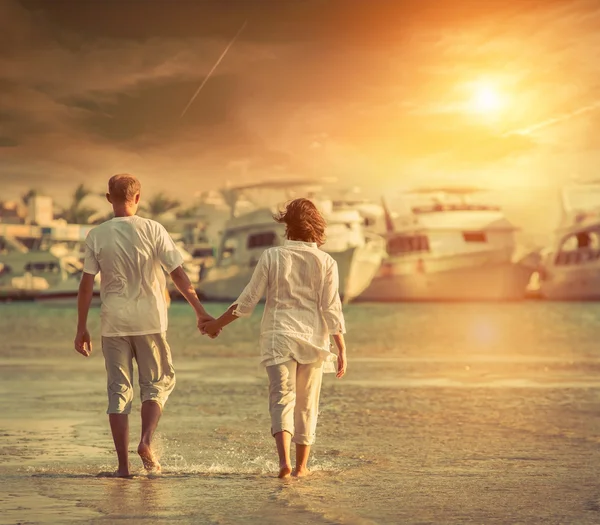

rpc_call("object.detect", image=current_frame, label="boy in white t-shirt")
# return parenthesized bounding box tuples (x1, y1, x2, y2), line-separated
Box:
(74, 173, 213, 477)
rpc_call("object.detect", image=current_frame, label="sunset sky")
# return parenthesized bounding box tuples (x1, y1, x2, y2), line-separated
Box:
(1, 0, 600, 215)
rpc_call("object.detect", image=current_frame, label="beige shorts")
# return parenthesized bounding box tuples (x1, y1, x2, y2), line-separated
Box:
(101, 333, 176, 415)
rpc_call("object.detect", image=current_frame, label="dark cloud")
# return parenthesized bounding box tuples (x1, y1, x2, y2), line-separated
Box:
(0, 137, 18, 148)
(18, 0, 594, 44)
(74, 75, 241, 143)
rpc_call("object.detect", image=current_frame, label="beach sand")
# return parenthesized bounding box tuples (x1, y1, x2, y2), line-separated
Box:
(2, 302, 600, 524)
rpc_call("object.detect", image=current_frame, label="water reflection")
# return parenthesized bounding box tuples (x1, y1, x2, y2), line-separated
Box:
(101, 476, 174, 518)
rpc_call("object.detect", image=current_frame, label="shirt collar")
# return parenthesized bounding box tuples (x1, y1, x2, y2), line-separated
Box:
(284, 239, 318, 248)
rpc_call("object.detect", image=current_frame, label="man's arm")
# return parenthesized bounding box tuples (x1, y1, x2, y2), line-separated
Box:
(169, 266, 213, 331)
(155, 222, 212, 333)
(74, 273, 95, 357)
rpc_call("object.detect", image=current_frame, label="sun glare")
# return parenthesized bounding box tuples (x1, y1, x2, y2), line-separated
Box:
(471, 83, 503, 114)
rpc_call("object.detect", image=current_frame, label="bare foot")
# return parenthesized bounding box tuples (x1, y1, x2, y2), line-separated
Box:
(96, 468, 132, 478)
(278, 464, 292, 478)
(292, 467, 310, 478)
(138, 442, 161, 473)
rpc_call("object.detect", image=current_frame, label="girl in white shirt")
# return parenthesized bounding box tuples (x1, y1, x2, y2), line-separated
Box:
(203, 198, 347, 478)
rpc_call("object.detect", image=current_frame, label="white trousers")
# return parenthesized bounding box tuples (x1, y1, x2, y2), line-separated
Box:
(266, 359, 324, 445)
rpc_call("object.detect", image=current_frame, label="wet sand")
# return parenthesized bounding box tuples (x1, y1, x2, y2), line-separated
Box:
(2, 302, 600, 524)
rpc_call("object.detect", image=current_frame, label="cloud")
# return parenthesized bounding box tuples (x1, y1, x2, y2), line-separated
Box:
(1, 0, 600, 205)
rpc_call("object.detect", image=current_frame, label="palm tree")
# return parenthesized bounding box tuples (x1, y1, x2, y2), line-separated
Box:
(141, 193, 181, 219)
(89, 211, 115, 225)
(21, 188, 40, 207)
(176, 207, 196, 219)
(219, 188, 240, 218)
(61, 183, 97, 224)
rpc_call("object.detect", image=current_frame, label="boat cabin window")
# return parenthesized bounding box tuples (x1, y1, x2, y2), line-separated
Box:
(24, 262, 60, 273)
(387, 234, 430, 255)
(0, 263, 11, 277)
(555, 231, 600, 266)
(413, 203, 501, 214)
(463, 231, 487, 243)
(192, 247, 215, 258)
(247, 232, 277, 250)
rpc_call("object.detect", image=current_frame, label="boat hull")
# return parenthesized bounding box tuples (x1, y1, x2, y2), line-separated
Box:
(198, 244, 384, 303)
(332, 244, 386, 302)
(358, 250, 534, 301)
(36, 290, 101, 307)
(536, 265, 600, 300)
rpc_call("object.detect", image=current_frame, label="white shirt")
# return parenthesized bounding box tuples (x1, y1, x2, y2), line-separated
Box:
(83, 215, 184, 337)
(232, 240, 346, 372)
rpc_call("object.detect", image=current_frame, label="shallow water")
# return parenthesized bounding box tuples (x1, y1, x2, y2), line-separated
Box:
(2, 301, 600, 524)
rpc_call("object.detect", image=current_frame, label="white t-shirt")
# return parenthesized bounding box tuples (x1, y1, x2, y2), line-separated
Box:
(83, 215, 184, 337)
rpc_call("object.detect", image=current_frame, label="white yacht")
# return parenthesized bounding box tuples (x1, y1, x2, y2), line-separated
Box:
(0, 228, 100, 304)
(0, 249, 99, 303)
(198, 181, 386, 303)
(528, 184, 600, 300)
(0, 251, 55, 299)
(35, 257, 101, 305)
(357, 187, 536, 301)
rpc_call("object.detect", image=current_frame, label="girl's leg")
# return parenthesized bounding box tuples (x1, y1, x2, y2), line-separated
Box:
(292, 361, 324, 477)
(294, 443, 311, 477)
(266, 360, 297, 478)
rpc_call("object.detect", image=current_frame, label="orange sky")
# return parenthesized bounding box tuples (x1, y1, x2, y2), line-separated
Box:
(1, 0, 600, 224)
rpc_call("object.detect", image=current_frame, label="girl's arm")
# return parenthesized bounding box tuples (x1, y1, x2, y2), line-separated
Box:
(320, 259, 346, 335)
(333, 334, 347, 378)
(204, 305, 238, 336)
(321, 259, 348, 378)
(203, 251, 270, 337)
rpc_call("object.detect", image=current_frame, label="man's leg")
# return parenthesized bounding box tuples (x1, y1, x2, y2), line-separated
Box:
(102, 336, 135, 477)
(132, 333, 176, 472)
(266, 360, 297, 478)
(138, 400, 162, 470)
(109, 414, 130, 476)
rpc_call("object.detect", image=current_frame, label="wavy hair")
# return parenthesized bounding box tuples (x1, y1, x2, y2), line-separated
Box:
(274, 198, 327, 246)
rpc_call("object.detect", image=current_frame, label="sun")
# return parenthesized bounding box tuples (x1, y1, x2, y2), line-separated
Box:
(471, 83, 503, 114)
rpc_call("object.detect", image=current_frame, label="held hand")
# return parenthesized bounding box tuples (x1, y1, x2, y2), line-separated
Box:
(336, 349, 347, 378)
(196, 311, 214, 334)
(74, 328, 92, 357)
(203, 320, 222, 339)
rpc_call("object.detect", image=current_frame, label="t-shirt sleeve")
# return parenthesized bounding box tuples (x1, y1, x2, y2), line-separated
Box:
(156, 223, 185, 273)
(82, 234, 100, 275)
